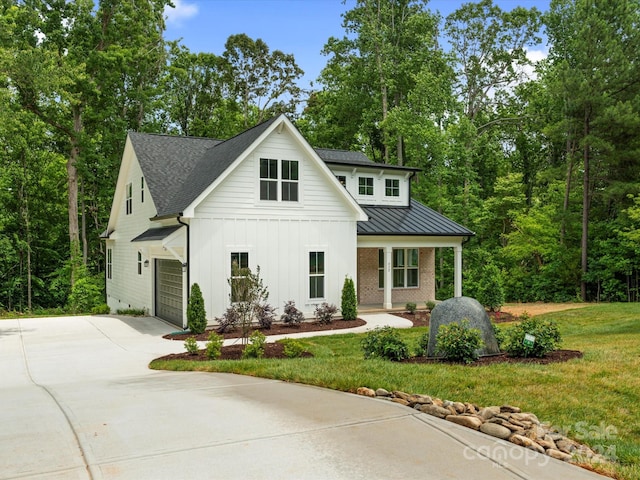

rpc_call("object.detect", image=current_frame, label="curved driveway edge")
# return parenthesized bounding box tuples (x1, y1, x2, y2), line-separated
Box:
(0, 315, 606, 480)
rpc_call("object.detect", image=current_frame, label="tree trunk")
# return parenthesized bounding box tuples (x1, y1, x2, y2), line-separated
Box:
(69, 106, 82, 286)
(560, 137, 575, 244)
(581, 110, 590, 301)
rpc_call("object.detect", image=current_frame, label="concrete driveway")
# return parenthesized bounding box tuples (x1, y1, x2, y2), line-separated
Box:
(0, 315, 606, 480)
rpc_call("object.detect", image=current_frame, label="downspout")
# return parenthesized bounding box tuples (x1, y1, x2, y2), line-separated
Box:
(177, 215, 190, 328)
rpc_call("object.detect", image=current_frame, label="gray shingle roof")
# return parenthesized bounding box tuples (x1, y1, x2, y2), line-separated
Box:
(131, 225, 183, 242)
(358, 199, 475, 236)
(315, 148, 420, 172)
(130, 117, 277, 218)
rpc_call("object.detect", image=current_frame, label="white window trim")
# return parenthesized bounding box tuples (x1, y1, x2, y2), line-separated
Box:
(307, 248, 327, 302)
(125, 182, 133, 215)
(257, 157, 301, 204)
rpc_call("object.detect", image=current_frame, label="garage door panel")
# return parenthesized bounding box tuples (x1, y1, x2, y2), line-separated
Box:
(156, 259, 183, 327)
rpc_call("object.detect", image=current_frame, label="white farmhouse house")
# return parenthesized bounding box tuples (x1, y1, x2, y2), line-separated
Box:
(103, 115, 474, 327)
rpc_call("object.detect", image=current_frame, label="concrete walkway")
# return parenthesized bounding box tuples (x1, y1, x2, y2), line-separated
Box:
(0, 315, 607, 480)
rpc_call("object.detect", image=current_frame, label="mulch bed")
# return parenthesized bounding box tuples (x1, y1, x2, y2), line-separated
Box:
(158, 310, 582, 365)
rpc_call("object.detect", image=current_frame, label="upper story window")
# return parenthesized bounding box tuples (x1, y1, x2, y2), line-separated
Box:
(359, 177, 374, 196)
(336, 175, 346, 187)
(141, 177, 145, 203)
(260, 158, 299, 202)
(125, 182, 133, 215)
(385, 179, 399, 197)
(282, 160, 299, 201)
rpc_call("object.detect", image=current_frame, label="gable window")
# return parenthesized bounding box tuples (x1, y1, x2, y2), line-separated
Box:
(260, 158, 278, 200)
(385, 179, 399, 197)
(107, 248, 112, 280)
(336, 175, 346, 187)
(126, 182, 133, 215)
(141, 177, 145, 203)
(282, 160, 299, 201)
(137, 252, 143, 275)
(309, 251, 325, 299)
(378, 248, 419, 288)
(359, 177, 374, 196)
(230, 252, 249, 303)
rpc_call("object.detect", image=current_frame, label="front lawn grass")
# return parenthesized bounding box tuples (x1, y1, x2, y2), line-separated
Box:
(150, 303, 640, 480)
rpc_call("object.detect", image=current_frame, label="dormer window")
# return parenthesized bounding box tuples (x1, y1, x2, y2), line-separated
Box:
(359, 177, 374, 196)
(125, 182, 133, 214)
(385, 179, 399, 197)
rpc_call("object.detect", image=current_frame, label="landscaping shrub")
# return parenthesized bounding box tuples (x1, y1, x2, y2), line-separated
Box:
(406, 302, 417, 314)
(503, 317, 562, 358)
(184, 336, 199, 355)
(492, 323, 507, 351)
(216, 305, 240, 333)
(341, 276, 357, 321)
(280, 338, 305, 358)
(91, 304, 111, 315)
(205, 331, 224, 360)
(281, 300, 304, 325)
(435, 319, 484, 364)
(242, 330, 266, 359)
(116, 308, 147, 316)
(187, 283, 207, 334)
(476, 263, 505, 312)
(67, 273, 104, 313)
(425, 300, 436, 311)
(255, 303, 276, 329)
(315, 302, 337, 324)
(415, 331, 430, 357)
(361, 326, 410, 361)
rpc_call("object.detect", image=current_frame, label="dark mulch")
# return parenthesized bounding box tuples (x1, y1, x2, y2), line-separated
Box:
(163, 318, 367, 342)
(402, 350, 584, 366)
(394, 309, 518, 327)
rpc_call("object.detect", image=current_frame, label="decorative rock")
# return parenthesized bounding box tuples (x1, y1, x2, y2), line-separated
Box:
(375, 388, 392, 397)
(546, 449, 573, 462)
(452, 402, 467, 414)
(464, 403, 479, 414)
(393, 391, 412, 401)
(426, 296, 500, 357)
(446, 415, 484, 430)
(391, 398, 410, 406)
(419, 404, 451, 419)
(500, 405, 522, 413)
(556, 439, 578, 454)
(536, 438, 557, 450)
(512, 412, 540, 425)
(478, 406, 501, 420)
(510, 434, 545, 454)
(480, 422, 512, 440)
(412, 394, 433, 405)
(356, 387, 376, 397)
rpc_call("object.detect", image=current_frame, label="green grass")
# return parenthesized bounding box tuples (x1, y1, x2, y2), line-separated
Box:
(151, 303, 640, 480)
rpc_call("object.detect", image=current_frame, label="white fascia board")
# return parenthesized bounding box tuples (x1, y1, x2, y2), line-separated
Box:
(181, 115, 368, 222)
(357, 235, 466, 248)
(106, 135, 134, 232)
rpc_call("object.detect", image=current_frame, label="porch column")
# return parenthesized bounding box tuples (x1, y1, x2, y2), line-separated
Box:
(454, 245, 462, 297)
(384, 246, 393, 309)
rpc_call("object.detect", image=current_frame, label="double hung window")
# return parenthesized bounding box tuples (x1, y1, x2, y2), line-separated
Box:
(378, 248, 419, 288)
(359, 177, 374, 196)
(309, 251, 325, 299)
(260, 158, 299, 202)
(385, 179, 399, 197)
(230, 252, 250, 303)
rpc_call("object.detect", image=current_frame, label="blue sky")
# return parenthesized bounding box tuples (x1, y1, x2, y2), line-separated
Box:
(164, 0, 550, 89)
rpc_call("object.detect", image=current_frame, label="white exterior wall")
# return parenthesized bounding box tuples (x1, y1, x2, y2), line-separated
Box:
(191, 130, 359, 319)
(330, 166, 410, 206)
(106, 145, 164, 315)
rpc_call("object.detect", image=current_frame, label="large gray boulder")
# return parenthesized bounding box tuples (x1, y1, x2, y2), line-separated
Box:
(427, 296, 500, 357)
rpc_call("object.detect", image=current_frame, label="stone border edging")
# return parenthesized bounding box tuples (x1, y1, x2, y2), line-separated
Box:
(356, 387, 610, 469)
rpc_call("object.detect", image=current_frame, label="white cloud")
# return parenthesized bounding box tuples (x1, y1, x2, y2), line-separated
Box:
(520, 47, 548, 81)
(164, 0, 199, 26)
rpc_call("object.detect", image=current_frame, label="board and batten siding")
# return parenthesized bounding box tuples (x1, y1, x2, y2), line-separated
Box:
(106, 148, 165, 315)
(191, 131, 360, 319)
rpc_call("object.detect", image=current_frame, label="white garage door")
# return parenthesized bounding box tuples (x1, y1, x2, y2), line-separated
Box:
(155, 259, 183, 327)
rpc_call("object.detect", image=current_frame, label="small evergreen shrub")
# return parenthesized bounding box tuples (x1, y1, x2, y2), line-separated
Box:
(255, 303, 276, 329)
(116, 308, 147, 316)
(315, 302, 337, 324)
(281, 300, 304, 325)
(361, 326, 410, 361)
(406, 302, 417, 314)
(205, 331, 224, 359)
(184, 336, 199, 355)
(436, 319, 484, 364)
(415, 331, 430, 357)
(187, 283, 207, 334)
(216, 305, 240, 333)
(341, 276, 357, 321)
(242, 330, 266, 359)
(426, 300, 436, 311)
(503, 317, 562, 358)
(476, 263, 505, 312)
(91, 304, 111, 315)
(280, 338, 305, 358)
